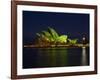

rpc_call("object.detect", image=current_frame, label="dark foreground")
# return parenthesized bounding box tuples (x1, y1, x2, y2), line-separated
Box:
(23, 47, 89, 69)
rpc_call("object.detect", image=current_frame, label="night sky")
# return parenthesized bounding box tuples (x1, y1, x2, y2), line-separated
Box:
(23, 11, 89, 44)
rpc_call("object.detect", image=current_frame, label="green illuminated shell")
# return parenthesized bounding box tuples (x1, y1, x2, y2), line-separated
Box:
(36, 27, 78, 45)
(68, 39, 78, 44)
(57, 35, 68, 43)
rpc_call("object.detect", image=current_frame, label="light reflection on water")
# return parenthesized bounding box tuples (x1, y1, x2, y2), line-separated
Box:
(81, 47, 87, 65)
(37, 48, 68, 67)
(23, 47, 89, 69)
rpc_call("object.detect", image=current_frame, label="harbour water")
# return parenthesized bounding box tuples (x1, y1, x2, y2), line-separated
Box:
(23, 47, 89, 69)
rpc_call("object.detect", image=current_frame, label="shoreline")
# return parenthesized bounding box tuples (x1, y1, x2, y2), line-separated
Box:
(24, 44, 89, 48)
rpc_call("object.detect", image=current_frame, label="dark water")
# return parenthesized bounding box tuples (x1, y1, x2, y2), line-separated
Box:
(23, 47, 89, 69)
